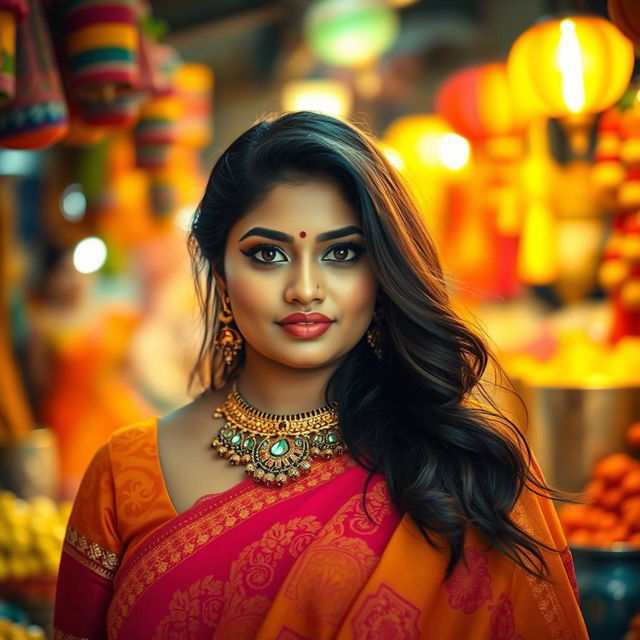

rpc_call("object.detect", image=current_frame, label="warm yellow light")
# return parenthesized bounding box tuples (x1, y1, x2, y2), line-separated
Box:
(384, 114, 470, 173)
(558, 20, 585, 113)
(281, 79, 352, 118)
(377, 142, 405, 171)
(416, 131, 441, 166)
(438, 133, 470, 170)
(507, 15, 634, 118)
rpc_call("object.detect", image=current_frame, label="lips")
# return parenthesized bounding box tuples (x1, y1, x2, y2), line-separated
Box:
(277, 312, 333, 324)
(277, 312, 334, 339)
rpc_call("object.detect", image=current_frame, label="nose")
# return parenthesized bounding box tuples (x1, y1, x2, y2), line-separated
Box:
(284, 254, 325, 306)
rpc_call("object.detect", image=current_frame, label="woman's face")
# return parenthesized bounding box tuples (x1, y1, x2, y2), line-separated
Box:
(222, 179, 378, 370)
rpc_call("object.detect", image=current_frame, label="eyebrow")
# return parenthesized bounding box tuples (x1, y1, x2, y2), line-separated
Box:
(238, 225, 363, 243)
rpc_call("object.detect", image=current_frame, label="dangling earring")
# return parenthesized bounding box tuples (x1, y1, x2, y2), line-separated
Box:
(366, 308, 384, 361)
(215, 293, 243, 366)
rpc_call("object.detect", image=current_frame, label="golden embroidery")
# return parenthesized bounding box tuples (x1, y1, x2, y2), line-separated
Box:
(63, 525, 120, 580)
(108, 454, 355, 637)
(53, 629, 90, 640)
(512, 502, 571, 639)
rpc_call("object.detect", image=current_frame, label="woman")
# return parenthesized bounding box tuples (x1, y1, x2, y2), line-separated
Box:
(53, 111, 588, 639)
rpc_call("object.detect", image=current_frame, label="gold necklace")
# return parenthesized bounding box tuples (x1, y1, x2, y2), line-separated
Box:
(211, 382, 345, 487)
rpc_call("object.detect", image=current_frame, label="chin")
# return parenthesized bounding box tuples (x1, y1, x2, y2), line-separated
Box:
(266, 346, 350, 370)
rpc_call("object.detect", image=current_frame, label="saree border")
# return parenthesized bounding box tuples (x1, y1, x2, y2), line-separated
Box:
(108, 454, 357, 637)
(512, 502, 573, 639)
(63, 524, 120, 580)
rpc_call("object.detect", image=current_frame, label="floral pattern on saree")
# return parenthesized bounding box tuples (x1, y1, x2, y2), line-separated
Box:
(282, 478, 393, 627)
(153, 516, 323, 639)
(350, 582, 421, 639)
(147, 479, 396, 639)
(489, 593, 524, 640)
(107, 454, 361, 638)
(445, 546, 493, 614)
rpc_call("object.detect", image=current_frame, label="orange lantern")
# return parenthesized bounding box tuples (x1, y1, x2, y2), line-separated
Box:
(508, 15, 634, 156)
(435, 62, 530, 151)
(608, 0, 640, 45)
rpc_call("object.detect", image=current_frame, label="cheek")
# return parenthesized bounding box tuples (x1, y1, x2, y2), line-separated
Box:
(332, 270, 377, 319)
(228, 270, 275, 318)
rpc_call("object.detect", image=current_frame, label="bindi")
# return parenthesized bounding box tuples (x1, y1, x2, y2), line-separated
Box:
(299, 231, 306, 238)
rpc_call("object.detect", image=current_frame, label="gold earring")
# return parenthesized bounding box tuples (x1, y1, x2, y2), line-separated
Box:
(215, 294, 243, 366)
(366, 308, 384, 361)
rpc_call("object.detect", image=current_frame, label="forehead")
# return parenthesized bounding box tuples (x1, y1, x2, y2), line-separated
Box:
(232, 180, 360, 235)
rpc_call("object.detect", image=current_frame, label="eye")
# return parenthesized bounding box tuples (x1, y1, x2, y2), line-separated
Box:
(322, 243, 364, 262)
(242, 244, 288, 264)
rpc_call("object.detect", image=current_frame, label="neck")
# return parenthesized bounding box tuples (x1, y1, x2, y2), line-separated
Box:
(234, 344, 343, 414)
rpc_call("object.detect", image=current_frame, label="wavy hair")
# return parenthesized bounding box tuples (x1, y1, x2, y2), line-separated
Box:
(189, 111, 563, 580)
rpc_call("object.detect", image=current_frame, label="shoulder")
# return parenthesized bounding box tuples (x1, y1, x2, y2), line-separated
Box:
(157, 386, 230, 450)
(107, 417, 159, 464)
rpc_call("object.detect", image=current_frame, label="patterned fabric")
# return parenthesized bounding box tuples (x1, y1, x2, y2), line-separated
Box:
(53, 418, 589, 639)
(0, 0, 68, 149)
(62, 0, 137, 94)
(0, 0, 28, 102)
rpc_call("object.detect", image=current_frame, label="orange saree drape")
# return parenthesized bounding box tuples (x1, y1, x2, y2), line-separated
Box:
(53, 418, 588, 639)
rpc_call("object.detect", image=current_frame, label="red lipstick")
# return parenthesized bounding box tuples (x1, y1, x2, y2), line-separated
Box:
(277, 312, 334, 339)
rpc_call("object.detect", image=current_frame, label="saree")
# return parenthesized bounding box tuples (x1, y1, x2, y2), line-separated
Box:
(53, 418, 588, 639)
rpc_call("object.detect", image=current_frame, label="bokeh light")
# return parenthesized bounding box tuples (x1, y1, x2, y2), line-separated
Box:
(72, 237, 107, 274)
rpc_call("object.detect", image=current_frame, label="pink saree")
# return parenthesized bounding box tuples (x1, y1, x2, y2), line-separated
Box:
(53, 419, 588, 639)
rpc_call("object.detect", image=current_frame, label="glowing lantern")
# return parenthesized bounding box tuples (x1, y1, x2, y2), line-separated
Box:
(304, 0, 399, 69)
(383, 114, 473, 272)
(281, 79, 352, 119)
(383, 114, 470, 173)
(436, 62, 530, 147)
(507, 15, 634, 154)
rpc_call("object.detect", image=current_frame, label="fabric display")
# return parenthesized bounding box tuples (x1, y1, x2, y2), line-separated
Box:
(0, 0, 28, 104)
(0, 0, 69, 150)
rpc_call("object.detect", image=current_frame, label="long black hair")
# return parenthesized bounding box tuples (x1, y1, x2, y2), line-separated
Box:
(189, 111, 562, 580)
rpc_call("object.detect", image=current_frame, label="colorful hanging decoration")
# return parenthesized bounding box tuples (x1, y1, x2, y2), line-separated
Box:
(134, 93, 180, 168)
(304, 0, 399, 69)
(0, 0, 69, 149)
(62, 0, 138, 99)
(60, 0, 141, 128)
(0, 0, 27, 104)
(507, 14, 634, 156)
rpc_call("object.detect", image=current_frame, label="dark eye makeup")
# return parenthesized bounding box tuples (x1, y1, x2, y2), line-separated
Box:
(240, 242, 365, 265)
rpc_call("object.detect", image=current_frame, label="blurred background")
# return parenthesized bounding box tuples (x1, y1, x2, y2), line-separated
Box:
(1, 0, 640, 636)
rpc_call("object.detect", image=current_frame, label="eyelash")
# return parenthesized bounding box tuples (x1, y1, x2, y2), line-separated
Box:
(241, 242, 365, 265)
